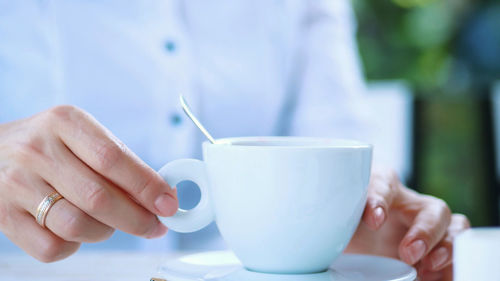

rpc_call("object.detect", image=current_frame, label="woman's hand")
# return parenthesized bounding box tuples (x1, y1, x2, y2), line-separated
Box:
(345, 169, 470, 281)
(0, 106, 178, 262)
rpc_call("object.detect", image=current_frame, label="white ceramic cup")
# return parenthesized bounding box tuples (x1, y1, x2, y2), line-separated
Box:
(158, 137, 372, 274)
(454, 227, 500, 281)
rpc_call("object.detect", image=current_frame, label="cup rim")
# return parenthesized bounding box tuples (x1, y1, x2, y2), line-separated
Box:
(203, 136, 372, 149)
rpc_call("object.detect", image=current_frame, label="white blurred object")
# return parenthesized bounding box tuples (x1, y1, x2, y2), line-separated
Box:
(454, 228, 500, 281)
(365, 81, 414, 183)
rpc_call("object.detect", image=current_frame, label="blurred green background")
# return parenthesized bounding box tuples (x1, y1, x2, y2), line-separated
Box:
(353, 0, 500, 226)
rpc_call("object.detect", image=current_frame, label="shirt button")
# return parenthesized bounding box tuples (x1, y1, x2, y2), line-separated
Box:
(164, 40, 176, 53)
(169, 113, 183, 126)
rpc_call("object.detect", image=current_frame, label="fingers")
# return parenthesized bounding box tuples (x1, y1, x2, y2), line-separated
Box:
(419, 270, 444, 281)
(33, 142, 167, 238)
(1, 164, 115, 243)
(397, 190, 452, 265)
(420, 214, 471, 272)
(45, 199, 116, 243)
(0, 205, 80, 263)
(16, 176, 115, 243)
(362, 169, 400, 230)
(45, 106, 177, 216)
(0, 106, 174, 263)
(0, 166, 79, 262)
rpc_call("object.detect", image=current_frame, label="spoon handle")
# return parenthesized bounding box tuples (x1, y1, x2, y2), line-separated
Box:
(180, 95, 216, 144)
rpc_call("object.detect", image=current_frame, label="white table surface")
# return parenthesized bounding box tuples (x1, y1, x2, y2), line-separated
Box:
(0, 251, 178, 281)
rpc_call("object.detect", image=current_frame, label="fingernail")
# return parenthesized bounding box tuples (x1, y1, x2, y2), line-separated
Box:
(430, 247, 449, 270)
(406, 240, 426, 265)
(154, 193, 178, 216)
(373, 207, 386, 228)
(147, 223, 167, 239)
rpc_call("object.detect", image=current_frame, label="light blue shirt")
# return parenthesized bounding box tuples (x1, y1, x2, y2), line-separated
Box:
(0, 0, 375, 252)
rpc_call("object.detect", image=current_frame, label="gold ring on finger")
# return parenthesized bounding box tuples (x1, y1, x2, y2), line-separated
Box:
(35, 192, 63, 228)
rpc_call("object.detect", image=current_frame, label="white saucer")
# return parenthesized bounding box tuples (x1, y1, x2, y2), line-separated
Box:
(155, 251, 417, 281)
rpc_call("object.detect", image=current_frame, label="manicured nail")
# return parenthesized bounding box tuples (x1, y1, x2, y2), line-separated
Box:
(430, 247, 449, 270)
(154, 193, 178, 216)
(373, 207, 386, 228)
(147, 223, 167, 239)
(406, 240, 426, 265)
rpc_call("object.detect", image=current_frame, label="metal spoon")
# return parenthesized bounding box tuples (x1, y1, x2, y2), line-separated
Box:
(179, 94, 217, 144)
